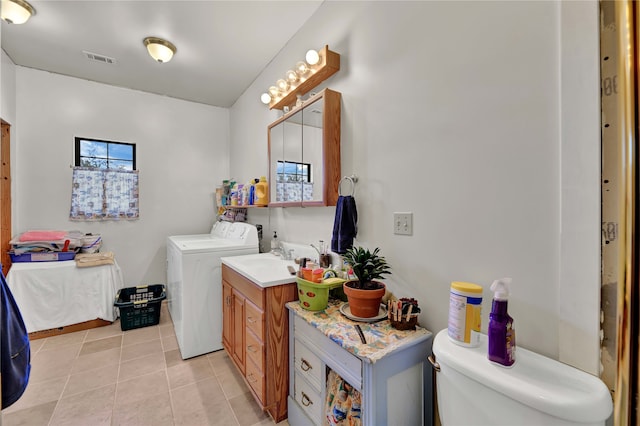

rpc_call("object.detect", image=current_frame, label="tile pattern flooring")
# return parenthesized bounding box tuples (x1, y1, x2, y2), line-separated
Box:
(2, 302, 288, 426)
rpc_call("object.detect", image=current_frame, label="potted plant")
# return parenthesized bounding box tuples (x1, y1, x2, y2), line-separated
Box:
(342, 246, 391, 318)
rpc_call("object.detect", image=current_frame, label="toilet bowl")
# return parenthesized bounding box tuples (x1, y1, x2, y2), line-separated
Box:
(431, 329, 612, 426)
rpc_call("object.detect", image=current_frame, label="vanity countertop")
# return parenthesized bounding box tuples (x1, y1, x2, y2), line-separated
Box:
(221, 252, 296, 288)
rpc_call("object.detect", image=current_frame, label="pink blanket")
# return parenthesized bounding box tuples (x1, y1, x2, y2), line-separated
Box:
(19, 230, 68, 242)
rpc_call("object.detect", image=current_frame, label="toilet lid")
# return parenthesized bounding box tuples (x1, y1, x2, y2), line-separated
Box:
(432, 329, 613, 423)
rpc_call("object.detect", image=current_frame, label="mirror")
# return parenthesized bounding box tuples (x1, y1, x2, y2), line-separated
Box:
(268, 88, 341, 207)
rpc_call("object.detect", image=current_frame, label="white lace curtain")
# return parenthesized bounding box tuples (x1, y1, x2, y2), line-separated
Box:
(70, 167, 139, 221)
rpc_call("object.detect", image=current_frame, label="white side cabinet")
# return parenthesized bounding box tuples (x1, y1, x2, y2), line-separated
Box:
(287, 302, 433, 426)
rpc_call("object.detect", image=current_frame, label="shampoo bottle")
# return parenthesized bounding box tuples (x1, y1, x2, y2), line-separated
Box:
(488, 277, 516, 367)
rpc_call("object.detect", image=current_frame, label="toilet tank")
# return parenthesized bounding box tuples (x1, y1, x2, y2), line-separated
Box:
(431, 329, 612, 426)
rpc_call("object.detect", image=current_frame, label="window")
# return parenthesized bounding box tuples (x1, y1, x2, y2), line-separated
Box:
(70, 137, 139, 220)
(75, 137, 136, 170)
(276, 160, 311, 183)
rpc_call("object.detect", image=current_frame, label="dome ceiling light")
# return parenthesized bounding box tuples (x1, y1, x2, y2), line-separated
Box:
(1, 0, 36, 24)
(143, 37, 177, 63)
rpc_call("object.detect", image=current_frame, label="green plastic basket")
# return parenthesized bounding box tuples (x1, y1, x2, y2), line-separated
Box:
(296, 277, 345, 311)
(114, 284, 166, 331)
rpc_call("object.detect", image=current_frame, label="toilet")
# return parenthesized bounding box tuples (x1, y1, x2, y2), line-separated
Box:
(431, 329, 613, 426)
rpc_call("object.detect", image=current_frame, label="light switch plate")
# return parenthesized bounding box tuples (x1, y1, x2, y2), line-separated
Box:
(393, 212, 413, 235)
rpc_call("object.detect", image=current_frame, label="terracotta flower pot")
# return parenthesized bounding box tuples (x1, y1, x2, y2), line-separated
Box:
(343, 280, 386, 318)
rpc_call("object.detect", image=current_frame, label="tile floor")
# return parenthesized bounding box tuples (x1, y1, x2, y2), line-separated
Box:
(1, 302, 289, 426)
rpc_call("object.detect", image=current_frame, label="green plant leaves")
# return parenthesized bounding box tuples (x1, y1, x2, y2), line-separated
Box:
(343, 246, 391, 289)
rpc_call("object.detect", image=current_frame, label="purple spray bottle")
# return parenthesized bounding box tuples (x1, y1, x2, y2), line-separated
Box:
(488, 277, 516, 367)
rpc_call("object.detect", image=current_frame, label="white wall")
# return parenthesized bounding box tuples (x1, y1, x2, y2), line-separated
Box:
(230, 1, 601, 371)
(1, 51, 16, 125)
(13, 67, 229, 286)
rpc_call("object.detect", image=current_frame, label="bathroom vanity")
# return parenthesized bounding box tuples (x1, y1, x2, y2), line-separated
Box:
(287, 300, 434, 426)
(221, 255, 298, 423)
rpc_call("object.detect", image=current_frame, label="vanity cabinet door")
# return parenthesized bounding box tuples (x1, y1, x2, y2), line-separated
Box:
(222, 281, 232, 352)
(232, 289, 246, 374)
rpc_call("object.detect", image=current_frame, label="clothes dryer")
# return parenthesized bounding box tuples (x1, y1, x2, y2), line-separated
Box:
(167, 222, 258, 359)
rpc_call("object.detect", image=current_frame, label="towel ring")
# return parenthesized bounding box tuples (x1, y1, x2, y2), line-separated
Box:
(338, 175, 358, 196)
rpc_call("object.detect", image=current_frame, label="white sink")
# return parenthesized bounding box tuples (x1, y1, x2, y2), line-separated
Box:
(221, 253, 297, 288)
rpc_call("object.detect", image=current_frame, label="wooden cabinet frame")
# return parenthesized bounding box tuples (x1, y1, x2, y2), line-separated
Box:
(222, 265, 297, 422)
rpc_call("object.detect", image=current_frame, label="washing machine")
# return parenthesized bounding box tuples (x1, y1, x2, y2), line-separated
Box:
(167, 221, 258, 359)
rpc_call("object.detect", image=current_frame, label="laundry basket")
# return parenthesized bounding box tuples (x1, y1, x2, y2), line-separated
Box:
(115, 284, 166, 331)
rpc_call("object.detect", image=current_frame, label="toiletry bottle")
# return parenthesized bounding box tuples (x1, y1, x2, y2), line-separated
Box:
(237, 184, 244, 206)
(243, 183, 250, 206)
(488, 278, 516, 367)
(230, 186, 238, 206)
(255, 176, 269, 206)
(271, 231, 279, 253)
(249, 182, 255, 205)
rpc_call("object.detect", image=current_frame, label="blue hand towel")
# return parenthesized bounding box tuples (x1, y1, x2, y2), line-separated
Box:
(331, 195, 358, 254)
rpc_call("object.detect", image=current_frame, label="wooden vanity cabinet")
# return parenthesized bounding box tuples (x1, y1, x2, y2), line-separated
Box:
(221, 264, 297, 422)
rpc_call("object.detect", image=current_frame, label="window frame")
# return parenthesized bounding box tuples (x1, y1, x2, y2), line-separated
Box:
(74, 137, 136, 170)
(276, 160, 311, 183)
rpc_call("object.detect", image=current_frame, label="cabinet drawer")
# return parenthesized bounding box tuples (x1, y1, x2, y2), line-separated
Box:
(245, 358, 265, 403)
(246, 329, 264, 372)
(294, 372, 322, 425)
(245, 300, 264, 341)
(294, 316, 362, 388)
(294, 339, 322, 391)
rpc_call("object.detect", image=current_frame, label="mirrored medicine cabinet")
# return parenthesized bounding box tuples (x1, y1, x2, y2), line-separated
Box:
(268, 88, 341, 207)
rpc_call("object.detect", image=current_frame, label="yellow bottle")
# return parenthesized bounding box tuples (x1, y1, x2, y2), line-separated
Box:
(255, 176, 269, 206)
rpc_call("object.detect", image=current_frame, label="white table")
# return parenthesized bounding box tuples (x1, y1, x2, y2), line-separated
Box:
(6, 259, 125, 333)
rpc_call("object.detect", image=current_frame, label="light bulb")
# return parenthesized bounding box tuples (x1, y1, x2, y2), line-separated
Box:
(268, 86, 279, 98)
(260, 93, 271, 104)
(285, 70, 298, 84)
(295, 61, 309, 76)
(305, 49, 320, 66)
(276, 79, 289, 92)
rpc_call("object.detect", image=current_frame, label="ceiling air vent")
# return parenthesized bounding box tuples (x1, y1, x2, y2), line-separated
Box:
(82, 51, 116, 65)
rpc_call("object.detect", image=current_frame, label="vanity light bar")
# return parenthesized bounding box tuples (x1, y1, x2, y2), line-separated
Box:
(261, 45, 340, 111)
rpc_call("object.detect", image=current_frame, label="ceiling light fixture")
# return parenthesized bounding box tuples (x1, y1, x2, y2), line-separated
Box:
(1, 0, 36, 24)
(143, 37, 177, 63)
(260, 45, 340, 109)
